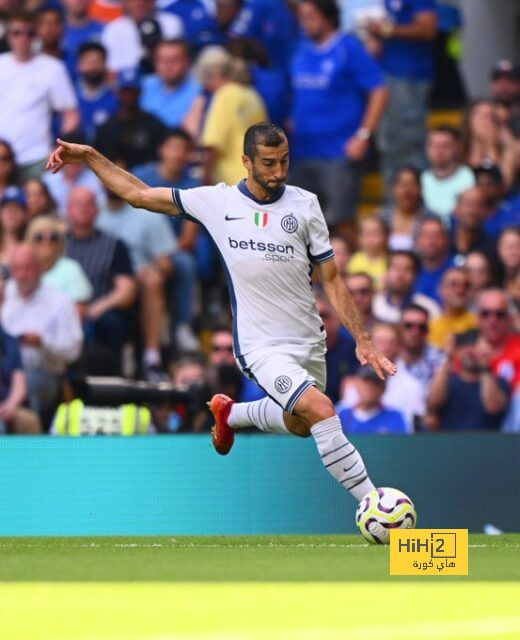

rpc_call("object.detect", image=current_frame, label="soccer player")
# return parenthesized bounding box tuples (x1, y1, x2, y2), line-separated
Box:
(47, 123, 396, 502)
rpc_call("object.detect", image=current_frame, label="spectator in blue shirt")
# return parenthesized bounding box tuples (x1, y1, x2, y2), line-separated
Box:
(365, 0, 438, 199)
(317, 296, 358, 404)
(473, 161, 520, 239)
(63, 0, 104, 78)
(229, 0, 299, 72)
(290, 0, 388, 228)
(140, 39, 201, 129)
(338, 365, 409, 434)
(76, 42, 119, 143)
(414, 215, 455, 304)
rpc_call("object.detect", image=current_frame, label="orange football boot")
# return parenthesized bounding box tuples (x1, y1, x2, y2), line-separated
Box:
(208, 394, 235, 455)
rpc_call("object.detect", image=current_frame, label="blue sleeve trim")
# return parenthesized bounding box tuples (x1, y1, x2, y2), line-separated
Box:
(172, 187, 198, 223)
(310, 248, 335, 264)
(286, 379, 316, 414)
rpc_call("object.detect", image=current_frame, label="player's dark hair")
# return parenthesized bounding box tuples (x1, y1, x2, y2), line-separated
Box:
(163, 127, 193, 146)
(429, 125, 462, 142)
(401, 303, 430, 319)
(300, 0, 340, 29)
(243, 122, 287, 159)
(388, 249, 421, 274)
(78, 41, 107, 60)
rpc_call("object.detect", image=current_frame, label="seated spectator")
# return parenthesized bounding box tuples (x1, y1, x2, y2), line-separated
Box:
(0, 187, 28, 270)
(43, 131, 106, 216)
(95, 68, 167, 169)
(379, 167, 427, 250)
(317, 296, 357, 404)
(64, 186, 137, 372)
(26, 216, 93, 306)
(0, 244, 83, 423)
(414, 215, 456, 304)
(0, 140, 18, 201)
(397, 303, 445, 400)
(347, 216, 388, 290)
(428, 267, 477, 350)
(465, 250, 495, 311)
(421, 126, 475, 223)
(140, 39, 201, 128)
(338, 322, 425, 431)
(373, 250, 440, 324)
(450, 187, 497, 263)
(462, 99, 517, 193)
(473, 161, 520, 238)
(0, 9, 79, 180)
(330, 234, 352, 276)
(63, 0, 104, 78)
(195, 46, 267, 186)
(338, 365, 409, 434)
(0, 279, 41, 434)
(290, 0, 387, 228)
(343, 272, 377, 332)
(36, 6, 65, 60)
(490, 59, 520, 140)
(477, 289, 520, 394)
(23, 178, 58, 219)
(427, 329, 509, 431)
(75, 42, 119, 143)
(497, 227, 520, 287)
(97, 189, 197, 379)
(100, 0, 183, 74)
(208, 326, 265, 403)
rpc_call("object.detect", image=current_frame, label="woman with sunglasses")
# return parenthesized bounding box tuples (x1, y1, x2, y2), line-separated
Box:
(26, 216, 92, 312)
(0, 140, 18, 201)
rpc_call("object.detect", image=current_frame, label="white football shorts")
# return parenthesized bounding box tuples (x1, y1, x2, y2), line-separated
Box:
(237, 341, 327, 414)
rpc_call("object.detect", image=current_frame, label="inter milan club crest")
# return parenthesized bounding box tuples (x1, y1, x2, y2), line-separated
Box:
(274, 375, 292, 394)
(281, 214, 298, 233)
(254, 211, 269, 228)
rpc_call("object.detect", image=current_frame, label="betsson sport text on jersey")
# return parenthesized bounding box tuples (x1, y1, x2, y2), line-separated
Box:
(227, 237, 295, 262)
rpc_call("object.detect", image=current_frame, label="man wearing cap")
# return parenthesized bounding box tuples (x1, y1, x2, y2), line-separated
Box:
(473, 161, 520, 238)
(490, 59, 520, 139)
(338, 364, 408, 434)
(95, 67, 167, 169)
(428, 328, 510, 431)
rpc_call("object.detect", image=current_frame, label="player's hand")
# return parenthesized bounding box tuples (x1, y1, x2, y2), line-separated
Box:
(355, 339, 397, 380)
(344, 136, 369, 161)
(46, 138, 90, 174)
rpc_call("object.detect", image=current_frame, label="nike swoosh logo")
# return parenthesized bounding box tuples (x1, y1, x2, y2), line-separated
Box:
(225, 214, 245, 221)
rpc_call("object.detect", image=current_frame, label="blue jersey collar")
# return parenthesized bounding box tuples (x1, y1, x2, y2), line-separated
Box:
(237, 179, 285, 205)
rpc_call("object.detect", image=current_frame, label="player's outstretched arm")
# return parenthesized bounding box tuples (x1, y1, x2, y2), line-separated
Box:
(46, 139, 179, 216)
(317, 258, 397, 380)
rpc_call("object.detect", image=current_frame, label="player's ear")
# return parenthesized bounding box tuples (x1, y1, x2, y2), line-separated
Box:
(242, 154, 252, 172)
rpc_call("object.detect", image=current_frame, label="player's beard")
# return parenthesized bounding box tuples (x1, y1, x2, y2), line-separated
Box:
(252, 166, 286, 196)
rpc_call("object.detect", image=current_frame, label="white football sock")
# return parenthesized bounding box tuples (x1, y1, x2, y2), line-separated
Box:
(228, 397, 289, 434)
(311, 415, 375, 501)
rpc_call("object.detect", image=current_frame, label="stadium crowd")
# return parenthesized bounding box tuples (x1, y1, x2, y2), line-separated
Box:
(0, 0, 518, 434)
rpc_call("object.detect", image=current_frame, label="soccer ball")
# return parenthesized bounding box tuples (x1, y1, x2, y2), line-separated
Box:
(356, 487, 417, 544)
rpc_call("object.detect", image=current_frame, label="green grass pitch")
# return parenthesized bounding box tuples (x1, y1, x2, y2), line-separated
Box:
(1, 534, 519, 639)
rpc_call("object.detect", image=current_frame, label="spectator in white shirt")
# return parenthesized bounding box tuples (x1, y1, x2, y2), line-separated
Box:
(101, 0, 183, 74)
(0, 243, 83, 423)
(421, 126, 475, 224)
(0, 10, 79, 180)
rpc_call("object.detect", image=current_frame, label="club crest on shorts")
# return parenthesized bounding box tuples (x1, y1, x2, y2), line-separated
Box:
(254, 211, 269, 228)
(281, 214, 298, 234)
(274, 375, 292, 394)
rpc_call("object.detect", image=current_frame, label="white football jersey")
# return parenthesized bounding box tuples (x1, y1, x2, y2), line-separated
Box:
(172, 181, 334, 358)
